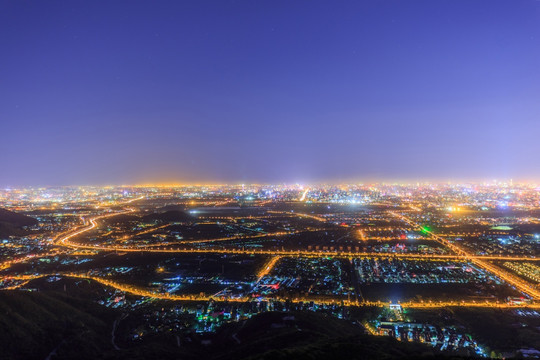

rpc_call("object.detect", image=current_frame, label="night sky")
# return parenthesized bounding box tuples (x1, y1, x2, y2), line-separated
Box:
(2, 0, 540, 186)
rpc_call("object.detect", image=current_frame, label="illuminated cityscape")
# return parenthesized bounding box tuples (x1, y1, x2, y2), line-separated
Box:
(3, 184, 540, 358)
(3, 0, 540, 359)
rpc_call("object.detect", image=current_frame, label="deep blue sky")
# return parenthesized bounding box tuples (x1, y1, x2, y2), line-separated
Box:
(1, 0, 540, 185)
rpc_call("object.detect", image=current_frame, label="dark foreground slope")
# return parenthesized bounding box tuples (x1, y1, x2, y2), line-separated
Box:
(209, 311, 441, 360)
(0, 290, 115, 360)
(0, 287, 469, 360)
(0, 208, 38, 237)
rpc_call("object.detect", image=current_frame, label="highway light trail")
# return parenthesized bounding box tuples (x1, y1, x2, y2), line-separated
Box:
(5, 194, 540, 313)
(4, 272, 540, 310)
(299, 188, 309, 201)
(48, 210, 540, 264)
(256, 255, 281, 283)
(392, 210, 540, 300)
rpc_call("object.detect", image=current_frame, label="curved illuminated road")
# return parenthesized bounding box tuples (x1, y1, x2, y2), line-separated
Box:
(4, 197, 540, 308)
(392, 210, 540, 300)
(3, 272, 540, 310)
(57, 213, 540, 262)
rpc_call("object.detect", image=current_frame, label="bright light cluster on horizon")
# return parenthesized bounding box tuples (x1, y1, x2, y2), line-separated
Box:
(2, 182, 540, 214)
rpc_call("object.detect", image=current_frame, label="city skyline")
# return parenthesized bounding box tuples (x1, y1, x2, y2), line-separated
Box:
(2, 0, 540, 186)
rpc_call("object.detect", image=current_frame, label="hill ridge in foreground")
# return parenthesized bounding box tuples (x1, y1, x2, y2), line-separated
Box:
(0, 287, 475, 360)
(0, 208, 38, 237)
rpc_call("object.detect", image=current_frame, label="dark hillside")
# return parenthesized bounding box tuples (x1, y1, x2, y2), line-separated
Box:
(0, 208, 39, 237)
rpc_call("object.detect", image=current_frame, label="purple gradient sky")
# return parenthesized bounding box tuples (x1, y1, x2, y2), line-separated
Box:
(1, 0, 540, 185)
